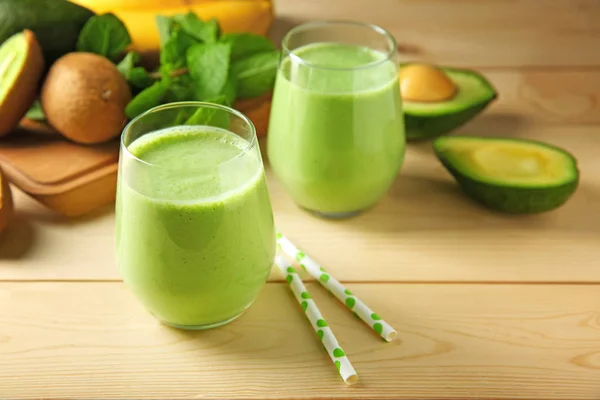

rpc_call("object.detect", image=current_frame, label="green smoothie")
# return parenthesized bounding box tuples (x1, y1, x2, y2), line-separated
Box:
(116, 126, 275, 328)
(267, 42, 405, 215)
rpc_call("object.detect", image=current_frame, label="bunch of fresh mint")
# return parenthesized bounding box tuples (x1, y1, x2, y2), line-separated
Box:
(75, 12, 280, 120)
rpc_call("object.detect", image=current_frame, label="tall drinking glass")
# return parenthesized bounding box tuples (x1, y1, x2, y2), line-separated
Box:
(116, 102, 276, 330)
(267, 21, 406, 218)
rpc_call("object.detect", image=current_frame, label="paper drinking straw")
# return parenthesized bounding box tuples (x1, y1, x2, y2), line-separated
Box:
(274, 255, 358, 385)
(276, 231, 398, 342)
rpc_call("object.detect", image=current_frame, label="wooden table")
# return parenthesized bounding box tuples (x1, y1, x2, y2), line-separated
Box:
(2, 0, 600, 398)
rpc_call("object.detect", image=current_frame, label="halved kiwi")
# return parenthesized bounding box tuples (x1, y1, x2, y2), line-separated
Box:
(0, 30, 45, 137)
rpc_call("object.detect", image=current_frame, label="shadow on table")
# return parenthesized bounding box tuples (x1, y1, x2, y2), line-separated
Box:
(21, 200, 115, 226)
(407, 112, 535, 154)
(458, 112, 535, 137)
(332, 110, 600, 234)
(346, 173, 600, 235)
(158, 285, 337, 369)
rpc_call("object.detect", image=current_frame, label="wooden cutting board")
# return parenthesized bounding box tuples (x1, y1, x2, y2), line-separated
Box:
(0, 96, 272, 218)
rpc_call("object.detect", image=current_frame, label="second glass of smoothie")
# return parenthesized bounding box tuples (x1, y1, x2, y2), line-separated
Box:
(116, 102, 276, 330)
(267, 21, 406, 218)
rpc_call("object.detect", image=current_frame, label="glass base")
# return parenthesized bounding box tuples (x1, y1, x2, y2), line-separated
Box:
(304, 208, 364, 219)
(161, 310, 245, 331)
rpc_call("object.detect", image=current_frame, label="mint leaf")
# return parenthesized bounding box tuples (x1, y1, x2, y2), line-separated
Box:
(125, 81, 168, 119)
(165, 75, 195, 102)
(220, 33, 275, 61)
(76, 13, 131, 61)
(222, 74, 237, 105)
(231, 50, 280, 98)
(117, 51, 141, 76)
(156, 16, 174, 47)
(128, 67, 154, 89)
(185, 95, 229, 128)
(160, 27, 197, 70)
(25, 99, 45, 121)
(117, 53, 153, 89)
(187, 42, 231, 100)
(172, 110, 192, 126)
(173, 13, 220, 44)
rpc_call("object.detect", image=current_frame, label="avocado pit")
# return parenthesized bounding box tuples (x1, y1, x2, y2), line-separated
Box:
(399, 63, 457, 102)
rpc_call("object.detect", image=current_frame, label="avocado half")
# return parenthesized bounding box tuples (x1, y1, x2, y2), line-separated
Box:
(401, 64, 497, 141)
(433, 135, 579, 214)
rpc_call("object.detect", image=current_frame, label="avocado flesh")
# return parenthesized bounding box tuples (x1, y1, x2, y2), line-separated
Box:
(402, 65, 497, 140)
(433, 136, 579, 214)
(0, 0, 94, 65)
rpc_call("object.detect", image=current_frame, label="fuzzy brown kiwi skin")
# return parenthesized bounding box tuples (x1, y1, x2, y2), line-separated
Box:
(0, 29, 45, 137)
(40, 52, 132, 145)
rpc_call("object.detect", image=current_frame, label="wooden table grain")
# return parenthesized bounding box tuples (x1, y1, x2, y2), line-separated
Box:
(1, 0, 600, 398)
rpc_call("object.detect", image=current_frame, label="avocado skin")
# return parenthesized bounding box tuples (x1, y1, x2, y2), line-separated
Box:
(433, 137, 580, 214)
(440, 161, 578, 213)
(0, 0, 94, 65)
(405, 100, 493, 141)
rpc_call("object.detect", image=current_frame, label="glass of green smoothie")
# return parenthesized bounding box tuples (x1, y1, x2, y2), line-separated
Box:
(267, 21, 406, 218)
(115, 102, 276, 330)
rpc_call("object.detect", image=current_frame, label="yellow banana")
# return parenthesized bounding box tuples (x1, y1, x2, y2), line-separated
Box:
(70, 0, 274, 53)
(72, 0, 222, 10)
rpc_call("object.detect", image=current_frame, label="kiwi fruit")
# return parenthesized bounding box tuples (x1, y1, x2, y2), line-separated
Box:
(0, 167, 13, 234)
(0, 29, 45, 137)
(41, 52, 132, 145)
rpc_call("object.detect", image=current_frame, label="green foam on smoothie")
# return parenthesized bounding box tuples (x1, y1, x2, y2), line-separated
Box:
(282, 42, 394, 93)
(117, 125, 275, 328)
(126, 126, 259, 202)
(267, 41, 405, 215)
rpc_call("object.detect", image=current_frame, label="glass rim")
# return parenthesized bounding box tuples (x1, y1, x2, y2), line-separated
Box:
(120, 101, 257, 171)
(281, 20, 398, 71)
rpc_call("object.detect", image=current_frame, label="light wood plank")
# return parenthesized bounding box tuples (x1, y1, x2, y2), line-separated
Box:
(270, 0, 600, 67)
(1, 282, 599, 399)
(1, 69, 599, 282)
(484, 70, 600, 125)
(1, 123, 598, 283)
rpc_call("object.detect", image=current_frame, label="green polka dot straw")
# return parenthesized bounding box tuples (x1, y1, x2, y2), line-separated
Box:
(276, 231, 397, 342)
(274, 255, 358, 385)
